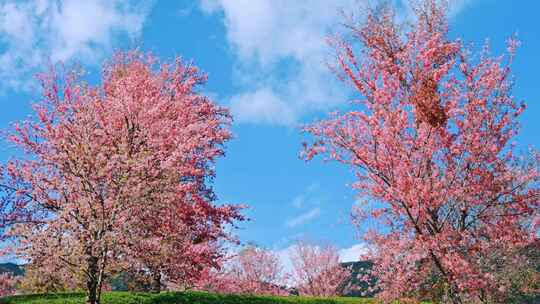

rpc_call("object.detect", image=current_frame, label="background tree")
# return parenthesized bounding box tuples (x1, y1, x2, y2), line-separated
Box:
(289, 241, 350, 297)
(491, 240, 540, 303)
(18, 261, 83, 294)
(303, 1, 540, 303)
(0, 273, 19, 297)
(1, 51, 244, 304)
(199, 245, 287, 296)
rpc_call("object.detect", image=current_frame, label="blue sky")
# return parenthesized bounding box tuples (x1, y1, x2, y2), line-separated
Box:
(0, 0, 539, 261)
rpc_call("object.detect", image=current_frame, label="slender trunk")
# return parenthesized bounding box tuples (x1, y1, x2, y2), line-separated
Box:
(428, 251, 462, 304)
(96, 266, 105, 304)
(446, 290, 463, 304)
(86, 255, 100, 304)
(151, 271, 161, 293)
(96, 248, 108, 303)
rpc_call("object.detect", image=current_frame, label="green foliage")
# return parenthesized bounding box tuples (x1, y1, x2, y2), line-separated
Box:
(108, 272, 153, 292)
(1, 291, 376, 304)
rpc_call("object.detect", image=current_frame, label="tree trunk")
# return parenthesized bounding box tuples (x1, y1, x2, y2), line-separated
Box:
(151, 271, 161, 293)
(446, 290, 463, 304)
(428, 251, 462, 304)
(86, 255, 100, 304)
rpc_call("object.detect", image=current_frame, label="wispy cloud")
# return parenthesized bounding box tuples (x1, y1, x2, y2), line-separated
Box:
(291, 195, 305, 209)
(0, 0, 152, 92)
(199, 0, 354, 126)
(291, 182, 322, 209)
(286, 207, 321, 228)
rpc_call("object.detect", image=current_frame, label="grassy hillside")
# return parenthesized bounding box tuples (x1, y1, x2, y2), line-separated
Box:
(1, 291, 377, 304)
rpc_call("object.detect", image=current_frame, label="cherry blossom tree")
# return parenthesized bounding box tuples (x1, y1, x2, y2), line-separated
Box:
(0, 273, 18, 297)
(303, 1, 540, 303)
(1, 51, 243, 304)
(289, 241, 350, 297)
(18, 262, 83, 293)
(199, 246, 287, 296)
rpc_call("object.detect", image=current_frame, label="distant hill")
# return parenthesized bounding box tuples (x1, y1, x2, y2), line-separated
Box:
(0, 262, 25, 276)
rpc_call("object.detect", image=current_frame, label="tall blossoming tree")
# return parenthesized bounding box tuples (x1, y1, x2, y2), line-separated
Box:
(0, 51, 244, 304)
(303, 1, 540, 303)
(289, 241, 350, 297)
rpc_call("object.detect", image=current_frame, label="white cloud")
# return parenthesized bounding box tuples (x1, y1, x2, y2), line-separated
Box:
(275, 246, 295, 275)
(0, 0, 152, 92)
(200, 0, 351, 65)
(199, 0, 221, 14)
(339, 243, 369, 262)
(286, 207, 321, 228)
(199, 0, 354, 125)
(230, 88, 296, 125)
(447, 0, 473, 17)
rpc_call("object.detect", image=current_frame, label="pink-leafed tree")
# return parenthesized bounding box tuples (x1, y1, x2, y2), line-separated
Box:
(303, 1, 540, 303)
(1, 51, 244, 304)
(18, 261, 83, 293)
(200, 245, 287, 296)
(289, 241, 350, 297)
(0, 273, 18, 297)
(126, 202, 244, 293)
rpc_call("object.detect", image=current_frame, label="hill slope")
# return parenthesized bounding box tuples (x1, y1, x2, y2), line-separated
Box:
(0, 263, 24, 277)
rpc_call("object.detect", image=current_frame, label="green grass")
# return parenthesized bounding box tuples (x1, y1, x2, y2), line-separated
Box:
(1, 291, 377, 304)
